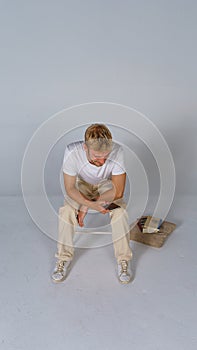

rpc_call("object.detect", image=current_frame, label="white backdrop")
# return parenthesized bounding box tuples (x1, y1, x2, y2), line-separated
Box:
(0, 0, 196, 196)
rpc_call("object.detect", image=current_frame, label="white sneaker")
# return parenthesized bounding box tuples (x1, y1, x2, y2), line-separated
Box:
(117, 260, 133, 284)
(51, 260, 71, 283)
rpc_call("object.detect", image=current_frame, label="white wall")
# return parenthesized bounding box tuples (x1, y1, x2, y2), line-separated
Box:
(0, 0, 197, 196)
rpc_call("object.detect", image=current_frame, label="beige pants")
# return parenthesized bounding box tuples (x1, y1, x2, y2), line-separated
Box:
(55, 178, 132, 263)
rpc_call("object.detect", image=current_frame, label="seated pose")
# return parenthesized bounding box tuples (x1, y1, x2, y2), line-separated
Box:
(52, 123, 133, 284)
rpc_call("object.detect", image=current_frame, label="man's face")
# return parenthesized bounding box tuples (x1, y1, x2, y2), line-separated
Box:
(85, 146, 110, 167)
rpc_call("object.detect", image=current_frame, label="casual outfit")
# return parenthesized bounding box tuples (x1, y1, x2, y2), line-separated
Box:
(52, 141, 133, 283)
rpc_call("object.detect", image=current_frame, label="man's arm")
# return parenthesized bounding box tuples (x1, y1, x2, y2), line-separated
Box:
(63, 173, 109, 213)
(98, 173, 126, 202)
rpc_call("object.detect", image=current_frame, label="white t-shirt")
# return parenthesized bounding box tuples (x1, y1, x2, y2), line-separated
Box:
(62, 141, 126, 185)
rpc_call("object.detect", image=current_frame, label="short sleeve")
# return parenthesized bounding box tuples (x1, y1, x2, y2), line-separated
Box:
(112, 146, 126, 175)
(62, 147, 77, 176)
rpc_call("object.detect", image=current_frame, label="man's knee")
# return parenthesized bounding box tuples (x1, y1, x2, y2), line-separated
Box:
(59, 203, 77, 222)
(110, 206, 128, 220)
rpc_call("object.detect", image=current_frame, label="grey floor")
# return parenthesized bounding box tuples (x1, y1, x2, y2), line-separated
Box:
(1, 195, 197, 350)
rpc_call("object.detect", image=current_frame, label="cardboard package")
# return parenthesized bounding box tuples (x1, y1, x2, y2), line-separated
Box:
(130, 219, 176, 248)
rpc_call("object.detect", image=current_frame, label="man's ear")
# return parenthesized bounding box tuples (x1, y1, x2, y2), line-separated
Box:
(83, 143, 88, 151)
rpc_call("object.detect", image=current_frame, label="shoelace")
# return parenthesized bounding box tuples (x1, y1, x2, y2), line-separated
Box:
(56, 261, 64, 273)
(120, 260, 128, 274)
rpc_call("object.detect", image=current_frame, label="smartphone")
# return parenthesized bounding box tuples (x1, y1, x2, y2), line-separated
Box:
(103, 203, 121, 210)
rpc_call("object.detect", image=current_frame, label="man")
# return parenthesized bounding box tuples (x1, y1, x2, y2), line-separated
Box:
(51, 124, 133, 284)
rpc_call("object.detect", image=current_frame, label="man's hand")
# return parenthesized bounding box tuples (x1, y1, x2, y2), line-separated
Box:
(77, 205, 88, 227)
(77, 201, 109, 227)
(64, 174, 109, 211)
(88, 200, 110, 214)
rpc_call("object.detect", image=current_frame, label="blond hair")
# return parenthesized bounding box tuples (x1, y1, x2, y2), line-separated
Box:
(84, 124, 112, 151)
